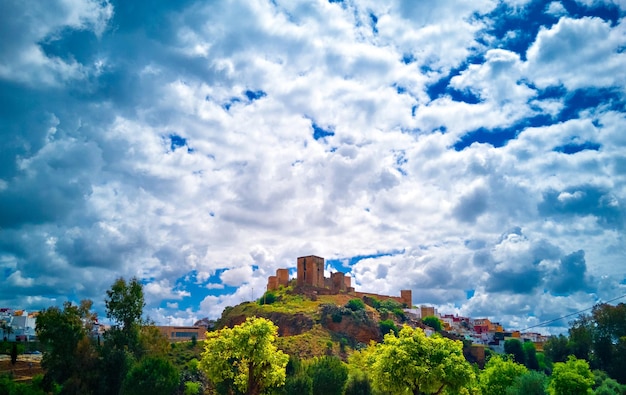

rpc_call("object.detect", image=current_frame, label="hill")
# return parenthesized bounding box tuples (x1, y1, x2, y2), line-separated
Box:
(214, 285, 415, 359)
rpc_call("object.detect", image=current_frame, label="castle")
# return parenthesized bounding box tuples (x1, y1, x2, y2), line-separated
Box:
(267, 255, 412, 307)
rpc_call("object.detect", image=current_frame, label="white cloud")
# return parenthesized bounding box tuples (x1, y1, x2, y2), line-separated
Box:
(0, 0, 624, 334)
(526, 16, 626, 90)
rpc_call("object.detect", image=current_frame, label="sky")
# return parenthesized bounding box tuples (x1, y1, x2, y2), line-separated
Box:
(1, 0, 625, 334)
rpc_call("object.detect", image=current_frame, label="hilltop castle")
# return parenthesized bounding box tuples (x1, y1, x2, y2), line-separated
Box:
(267, 255, 412, 307)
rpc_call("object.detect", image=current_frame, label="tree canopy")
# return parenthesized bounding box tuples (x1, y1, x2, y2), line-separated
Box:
(479, 355, 528, 395)
(548, 356, 594, 395)
(200, 316, 289, 395)
(362, 325, 475, 395)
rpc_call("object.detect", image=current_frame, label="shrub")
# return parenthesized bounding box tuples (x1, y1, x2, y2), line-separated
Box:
(258, 291, 277, 305)
(379, 319, 398, 336)
(346, 299, 366, 311)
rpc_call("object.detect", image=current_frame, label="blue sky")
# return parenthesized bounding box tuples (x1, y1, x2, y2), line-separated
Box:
(1, 0, 625, 334)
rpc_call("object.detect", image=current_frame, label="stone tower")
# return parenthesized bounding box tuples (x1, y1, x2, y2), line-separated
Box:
(297, 255, 325, 287)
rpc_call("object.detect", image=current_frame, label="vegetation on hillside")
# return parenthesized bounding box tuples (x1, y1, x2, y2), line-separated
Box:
(2, 280, 625, 395)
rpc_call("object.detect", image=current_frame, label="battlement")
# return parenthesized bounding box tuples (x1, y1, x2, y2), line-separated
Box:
(266, 255, 412, 307)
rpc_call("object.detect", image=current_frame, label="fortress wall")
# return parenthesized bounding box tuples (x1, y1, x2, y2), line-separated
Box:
(354, 291, 410, 307)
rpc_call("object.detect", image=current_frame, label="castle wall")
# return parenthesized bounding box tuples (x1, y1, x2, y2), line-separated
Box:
(355, 291, 411, 307)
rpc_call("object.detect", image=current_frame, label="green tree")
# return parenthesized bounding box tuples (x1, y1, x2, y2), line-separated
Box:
(100, 277, 147, 395)
(504, 338, 526, 365)
(421, 316, 443, 332)
(344, 371, 372, 395)
(523, 341, 540, 370)
(105, 277, 145, 336)
(544, 334, 569, 364)
(309, 356, 348, 395)
(568, 314, 593, 361)
(122, 356, 179, 395)
(505, 370, 547, 395)
(591, 303, 626, 383)
(365, 325, 475, 395)
(200, 317, 289, 395)
(479, 355, 528, 395)
(35, 300, 97, 392)
(547, 356, 594, 395)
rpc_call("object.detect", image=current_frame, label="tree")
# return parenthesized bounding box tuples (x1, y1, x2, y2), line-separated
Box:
(568, 314, 593, 361)
(122, 356, 179, 395)
(479, 355, 528, 395)
(105, 277, 145, 334)
(422, 316, 443, 332)
(365, 325, 475, 395)
(591, 303, 626, 383)
(344, 371, 373, 395)
(506, 370, 547, 395)
(35, 300, 97, 391)
(200, 317, 289, 395)
(523, 341, 540, 370)
(100, 277, 147, 395)
(544, 334, 569, 364)
(308, 356, 348, 395)
(504, 338, 526, 365)
(10, 342, 18, 366)
(547, 356, 594, 395)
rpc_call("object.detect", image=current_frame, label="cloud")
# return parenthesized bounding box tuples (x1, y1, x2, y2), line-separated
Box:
(0, 0, 624, 333)
(526, 16, 626, 90)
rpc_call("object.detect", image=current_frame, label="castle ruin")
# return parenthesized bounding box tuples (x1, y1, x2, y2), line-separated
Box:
(267, 255, 412, 307)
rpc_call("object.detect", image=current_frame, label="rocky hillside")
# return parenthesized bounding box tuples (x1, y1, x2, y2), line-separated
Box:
(214, 286, 414, 359)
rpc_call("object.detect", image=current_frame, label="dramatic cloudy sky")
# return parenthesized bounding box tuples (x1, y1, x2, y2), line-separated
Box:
(1, 0, 625, 334)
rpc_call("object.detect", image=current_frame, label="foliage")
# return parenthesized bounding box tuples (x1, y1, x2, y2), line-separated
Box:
(259, 291, 277, 305)
(122, 356, 179, 395)
(504, 338, 526, 365)
(593, 370, 626, 395)
(568, 314, 593, 361)
(344, 371, 373, 395)
(184, 381, 202, 395)
(346, 299, 366, 312)
(505, 370, 547, 395)
(35, 299, 97, 391)
(364, 325, 475, 395)
(379, 319, 398, 336)
(547, 356, 594, 395)
(479, 355, 528, 395)
(200, 316, 289, 395)
(105, 277, 145, 334)
(308, 356, 348, 395)
(523, 341, 540, 370)
(544, 334, 569, 364)
(422, 316, 443, 332)
(0, 374, 48, 395)
(591, 303, 626, 383)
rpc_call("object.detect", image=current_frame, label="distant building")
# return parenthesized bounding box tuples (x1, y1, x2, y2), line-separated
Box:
(157, 326, 207, 342)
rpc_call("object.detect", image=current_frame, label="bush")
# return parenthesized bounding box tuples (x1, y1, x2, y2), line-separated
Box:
(184, 381, 201, 395)
(346, 299, 366, 311)
(258, 291, 277, 305)
(422, 316, 443, 331)
(379, 319, 398, 336)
